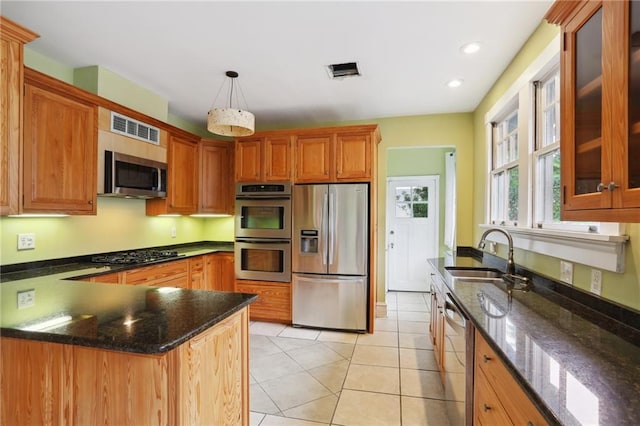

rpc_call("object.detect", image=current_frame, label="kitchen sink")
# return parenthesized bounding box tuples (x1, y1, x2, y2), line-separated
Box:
(444, 267, 503, 280)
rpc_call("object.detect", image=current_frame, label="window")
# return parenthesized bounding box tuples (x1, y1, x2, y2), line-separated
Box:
(490, 108, 520, 225)
(534, 71, 561, 225)
(482, 34, 627, 273)
(395, 186, 429, 218)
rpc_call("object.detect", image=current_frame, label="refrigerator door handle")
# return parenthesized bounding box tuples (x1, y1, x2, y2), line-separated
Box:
(328, 190, 336, 266)
(322, 191, 329, 266)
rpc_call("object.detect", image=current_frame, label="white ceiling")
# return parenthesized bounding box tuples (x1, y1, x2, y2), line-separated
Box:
(2, 1, 553, 130)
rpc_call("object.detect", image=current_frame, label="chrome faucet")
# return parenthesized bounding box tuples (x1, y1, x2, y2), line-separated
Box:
(478, 228, 516, 275)
(478, 228, 531, 292)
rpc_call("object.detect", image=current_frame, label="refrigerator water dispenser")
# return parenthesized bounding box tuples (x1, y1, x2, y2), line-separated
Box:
(299, 229, 319, 253)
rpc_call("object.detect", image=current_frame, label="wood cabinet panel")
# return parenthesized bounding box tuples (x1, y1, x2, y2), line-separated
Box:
(73, 346, 171, 425)
(124, 259, 189, 287)
(0, 17, 38, 216)
(89, 271, 122, 284)
(474, 330, 548, 426)
(235, 139, 262, 182)
(335, 132, 371, 180)
(23, 84, 97, 214)
(473, 367, 513, 426)
(177, 308, 248, 426)
(295, 135, 333, 182)
(264, 136, 292, 181)
(547, 0, 640, 220)
(146, 134, 199, 215)
(190, 256, 206, 290)
(206, 252, 235, 292)
(200, 139, 234, 214)
(0, 338, 72, 425)
(235, 280, 291, 322)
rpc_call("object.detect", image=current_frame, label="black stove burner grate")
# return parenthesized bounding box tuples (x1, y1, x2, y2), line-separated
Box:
(91, 249, 179, 265)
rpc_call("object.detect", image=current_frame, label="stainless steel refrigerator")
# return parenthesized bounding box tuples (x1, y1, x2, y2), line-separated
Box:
(292, 183, 368, 332)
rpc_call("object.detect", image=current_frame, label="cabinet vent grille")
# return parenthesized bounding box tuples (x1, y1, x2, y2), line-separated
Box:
(110, 112, 160, 145)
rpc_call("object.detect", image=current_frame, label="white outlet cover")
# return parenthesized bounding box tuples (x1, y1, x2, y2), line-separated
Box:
(560, 260, 573, 284)
(17, 233, 36, 250)
(17, 289, 35, 309)
(590, 269, 602, 296)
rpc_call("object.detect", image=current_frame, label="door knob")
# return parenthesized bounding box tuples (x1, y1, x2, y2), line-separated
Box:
(390, 230, 395, 235)
(390, 243, 394, 249)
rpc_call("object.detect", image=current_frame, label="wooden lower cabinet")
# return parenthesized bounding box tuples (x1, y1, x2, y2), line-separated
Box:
(235, 280, 291, 323)
(88, 271, 122, 284)
(474, 330, 548, 426)
(123, 259, 189, 288)
(0, 308, 249, 426)
(190, 255, 206, 289)
(205, 252, 235, 292)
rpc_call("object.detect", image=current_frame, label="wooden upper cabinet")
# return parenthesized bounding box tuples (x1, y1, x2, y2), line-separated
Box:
(295, 134, 333, 182)
(23, 83, 97, 214)
(235, 135, 292, 182)
(199, 139, 234, 214)
(147, 134, 199, 215)
(264, 136, 292, 181)
(0, 17, 38, 216)
(295, 128, 376, 182)
(335, 132, 372, 180)
(235, 138, 262, 182)
(546, 0, 640, 221)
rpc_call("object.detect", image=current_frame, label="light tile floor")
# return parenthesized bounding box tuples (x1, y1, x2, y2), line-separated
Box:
(249, 291, 451, 426)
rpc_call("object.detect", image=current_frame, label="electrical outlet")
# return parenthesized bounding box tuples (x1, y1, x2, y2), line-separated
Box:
(171, 226, 177, 238)
(590, 269, 602, 296)
(17, 289, 35, 309)
(560, 261, 573, 284)
(17, 233, 36, 250)
(488, 241, 497, 254)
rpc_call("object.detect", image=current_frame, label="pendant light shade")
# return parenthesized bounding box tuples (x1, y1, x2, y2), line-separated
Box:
(207, 71, 255, 137)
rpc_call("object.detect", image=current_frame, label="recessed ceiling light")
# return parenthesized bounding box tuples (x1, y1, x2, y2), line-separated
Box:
(447, 79, 464, 88)
(460, 42, 481, 54)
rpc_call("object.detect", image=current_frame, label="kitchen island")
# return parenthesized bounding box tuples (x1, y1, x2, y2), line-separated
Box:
(0, 273, 256, 425)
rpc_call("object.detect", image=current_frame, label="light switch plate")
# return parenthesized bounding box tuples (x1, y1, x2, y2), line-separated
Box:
(560, 261, 573, 284)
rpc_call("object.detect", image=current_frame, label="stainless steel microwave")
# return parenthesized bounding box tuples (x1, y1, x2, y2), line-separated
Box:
(102, 150, 167, 198)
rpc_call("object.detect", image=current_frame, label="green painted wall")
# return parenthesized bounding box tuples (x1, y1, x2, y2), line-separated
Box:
(472, 21, 640, 310)
(387, 147, 455, 257)
(73, 66, 169, 121)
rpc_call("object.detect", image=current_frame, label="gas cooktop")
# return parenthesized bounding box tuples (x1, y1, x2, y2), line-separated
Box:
(90, 249, 180, 265)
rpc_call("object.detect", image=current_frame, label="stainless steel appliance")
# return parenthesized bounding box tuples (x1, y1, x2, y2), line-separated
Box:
(234, 238, 291, 282)
(235, 183, 291, 239)
(101, 151, 167, 199)
(292, 183, 368, 332)
(443, 292, 474, 426)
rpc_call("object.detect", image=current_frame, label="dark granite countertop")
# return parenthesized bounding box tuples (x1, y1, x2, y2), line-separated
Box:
(429, 255, 640, 426)
(1, 273, 256, 354)
(0, 241, 234, 282)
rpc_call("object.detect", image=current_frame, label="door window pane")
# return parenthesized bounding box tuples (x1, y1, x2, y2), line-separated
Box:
(395, 186, 429, 218)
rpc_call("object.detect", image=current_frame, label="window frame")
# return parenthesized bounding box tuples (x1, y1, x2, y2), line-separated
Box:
(482, 33, 627, 273)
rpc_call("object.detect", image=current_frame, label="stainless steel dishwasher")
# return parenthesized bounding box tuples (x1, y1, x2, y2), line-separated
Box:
(443, 292, 474, 426)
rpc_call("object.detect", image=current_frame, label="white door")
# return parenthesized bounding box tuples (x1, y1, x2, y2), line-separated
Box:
(386, 176, 439, 291)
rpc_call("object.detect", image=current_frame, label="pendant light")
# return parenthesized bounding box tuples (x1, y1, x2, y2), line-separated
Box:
(207, 71, 255, 137)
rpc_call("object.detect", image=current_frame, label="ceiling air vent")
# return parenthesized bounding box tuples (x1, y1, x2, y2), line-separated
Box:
(327, 62, 360, 79)
(110, 112, 160, 145)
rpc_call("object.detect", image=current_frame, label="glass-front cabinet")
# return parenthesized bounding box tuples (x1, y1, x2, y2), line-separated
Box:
(547, 0, 640, 222)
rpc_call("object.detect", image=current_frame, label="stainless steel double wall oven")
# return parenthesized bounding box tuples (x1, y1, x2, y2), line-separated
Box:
(234, 183, 292, 282)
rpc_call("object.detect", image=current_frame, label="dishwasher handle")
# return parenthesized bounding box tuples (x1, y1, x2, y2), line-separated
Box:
(444, 295, 466, 332)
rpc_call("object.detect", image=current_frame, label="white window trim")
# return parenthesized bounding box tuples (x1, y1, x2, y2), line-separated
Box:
(479, 224, 629, 273)
(481, 33, 629, 273)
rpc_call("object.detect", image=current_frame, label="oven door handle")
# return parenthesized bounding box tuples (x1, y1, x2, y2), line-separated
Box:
(235, 239, 291, 244)
(235, 196, 291, 201)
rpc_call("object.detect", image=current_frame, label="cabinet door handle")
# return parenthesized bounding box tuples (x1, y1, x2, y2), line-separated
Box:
(597, 182, 619, 192)
(483, 404, 491, 412)
(483, 354, 492, 363)
(88, 200, 93, 205)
